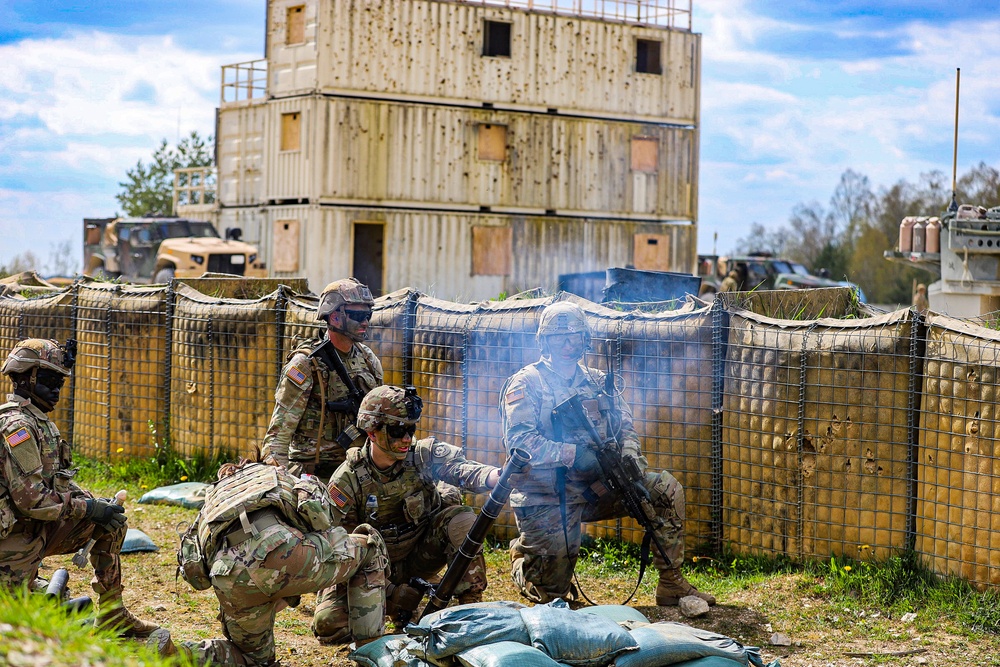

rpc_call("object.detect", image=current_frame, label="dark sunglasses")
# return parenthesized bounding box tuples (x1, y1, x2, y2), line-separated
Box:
(384, 423, 417, 439)
(342, 308, 372, 323)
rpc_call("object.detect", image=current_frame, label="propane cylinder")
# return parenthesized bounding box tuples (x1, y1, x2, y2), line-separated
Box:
(924, 217, 940, 254)
(911, 218, 926, 253)
(898, 217, 916, 252)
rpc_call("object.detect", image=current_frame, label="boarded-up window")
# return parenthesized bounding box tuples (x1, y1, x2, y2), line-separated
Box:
(478, 124, 507, 162)
(281, 112, 301, 151)
(636, 39, 662, 74)
(286, 5, 305, 45)
(631, 137, 658, 172)
(472, 226, 512, 276)
(633, 234, 671, 271)
(273, 219, 300, 272)
(483, 20, 512, 57)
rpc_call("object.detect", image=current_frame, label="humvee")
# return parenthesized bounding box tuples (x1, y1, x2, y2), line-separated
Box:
(698, 252, 860, 298)
(83, 217, 267, 283)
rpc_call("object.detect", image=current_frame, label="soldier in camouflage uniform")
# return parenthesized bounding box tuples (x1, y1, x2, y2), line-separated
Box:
(0, 339, 157, 636)
(312, 385, 500, 644)
(262, 278, 382, 478)
(174, 453, 389, 666)
(500, 302, 715, 607)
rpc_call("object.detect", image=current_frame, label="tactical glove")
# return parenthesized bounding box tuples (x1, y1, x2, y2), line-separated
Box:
(571, 445, 601, 475)
(85, 498, 126, 530)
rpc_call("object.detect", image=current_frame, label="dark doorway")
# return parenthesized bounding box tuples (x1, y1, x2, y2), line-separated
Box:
(353, 222, 384, 295)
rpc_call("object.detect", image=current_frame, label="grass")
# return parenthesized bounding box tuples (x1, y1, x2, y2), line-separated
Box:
(10, 452, 1000, 666)
(0, 585, 196, 666)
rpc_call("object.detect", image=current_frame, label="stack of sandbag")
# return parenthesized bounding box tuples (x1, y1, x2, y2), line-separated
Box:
(349, 600, 779, 667)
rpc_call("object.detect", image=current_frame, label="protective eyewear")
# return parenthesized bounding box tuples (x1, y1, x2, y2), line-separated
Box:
(343, 308, 373, 323)
(384, 423, 417, 439)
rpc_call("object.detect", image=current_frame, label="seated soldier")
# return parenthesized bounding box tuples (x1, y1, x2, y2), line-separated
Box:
(312, 385, 500, 644)
(0, 338, 156, 637)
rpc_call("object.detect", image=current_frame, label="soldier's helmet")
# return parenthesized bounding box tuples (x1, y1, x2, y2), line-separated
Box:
(536, 302, 592, 349)
(1, 339, 73, 377)
(357, 385, 423, 432)
(317, 278, 374, 322)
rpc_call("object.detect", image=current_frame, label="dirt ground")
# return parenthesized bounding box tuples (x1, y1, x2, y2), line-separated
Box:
(39, 496, 1000, 667)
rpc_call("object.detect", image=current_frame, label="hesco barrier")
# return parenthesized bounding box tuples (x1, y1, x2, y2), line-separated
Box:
(5, 279, 1000, 588)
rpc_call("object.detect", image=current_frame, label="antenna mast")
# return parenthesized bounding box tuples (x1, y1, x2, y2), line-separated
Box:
(949, 68, 960, 212)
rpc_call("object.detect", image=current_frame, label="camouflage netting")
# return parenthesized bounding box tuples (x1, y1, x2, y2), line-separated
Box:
(4, 278, 1000, 586)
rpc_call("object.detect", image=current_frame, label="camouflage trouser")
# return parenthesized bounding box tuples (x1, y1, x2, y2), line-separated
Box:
(510, 470, 685, 603)
(188, 523, 387, 667)
(0, 501, 125, 597)
(313, 505, 486, 638)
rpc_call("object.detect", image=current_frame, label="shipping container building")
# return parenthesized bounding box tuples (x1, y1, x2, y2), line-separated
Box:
(203, 0, 701, 299)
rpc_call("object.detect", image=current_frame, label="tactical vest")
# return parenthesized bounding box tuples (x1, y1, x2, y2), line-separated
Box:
(506, 363, 617, 503)
(344, 440, 441, 550)
(288, 339, 380, 459)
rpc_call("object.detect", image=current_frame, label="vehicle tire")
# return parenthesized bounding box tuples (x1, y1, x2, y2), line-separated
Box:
(154, 267, 176, 284)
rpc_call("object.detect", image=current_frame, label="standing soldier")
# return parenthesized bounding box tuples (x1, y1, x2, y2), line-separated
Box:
(0, 338, 157, 636)
(262, 278, 382, 479)
(312, 385, 500, 645)
(170, 452, 388, 666)
(499, 302, 715, 607)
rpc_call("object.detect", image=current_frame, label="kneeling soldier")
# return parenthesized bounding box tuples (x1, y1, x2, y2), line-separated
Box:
(312, 385, 500, 644)
(0, 338, 156, 636)
(174, 452, 388, 666)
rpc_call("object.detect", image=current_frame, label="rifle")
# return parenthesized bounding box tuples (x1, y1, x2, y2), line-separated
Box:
(394, 447, 532, 625)
(551, 394, 672, 566)
(309, 338, 366, 449)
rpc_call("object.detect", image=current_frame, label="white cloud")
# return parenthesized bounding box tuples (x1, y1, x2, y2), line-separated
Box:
(0, 31, 259, 269)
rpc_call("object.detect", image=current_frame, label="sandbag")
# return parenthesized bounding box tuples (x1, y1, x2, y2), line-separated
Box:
(578, 604, 650, 624)
(138, 482, 210, 509)
(405, 604, 530, 664)
(121, 528, 158, 553)
(456, 641, 562, 667)
(615, 622, 752, 667)
(349, 635, 430, 667)
(520, 601, 638, 667)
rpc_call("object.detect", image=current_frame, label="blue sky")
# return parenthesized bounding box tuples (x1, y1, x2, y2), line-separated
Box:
(2, 0, 998, 272)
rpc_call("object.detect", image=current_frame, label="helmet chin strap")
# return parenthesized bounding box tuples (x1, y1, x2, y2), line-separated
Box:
(14, 369, 55, 412)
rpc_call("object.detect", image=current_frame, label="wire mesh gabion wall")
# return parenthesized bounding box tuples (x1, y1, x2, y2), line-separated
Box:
(4, 278, 1000, 588)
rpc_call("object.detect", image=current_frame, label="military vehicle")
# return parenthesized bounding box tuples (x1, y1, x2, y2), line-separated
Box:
(698, 252, 860, 298)
(83, 217, 267, 283)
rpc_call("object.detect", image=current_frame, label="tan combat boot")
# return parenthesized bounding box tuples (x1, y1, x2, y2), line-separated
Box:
(95, 586, 160, 637)
(655, 569, 716, 607)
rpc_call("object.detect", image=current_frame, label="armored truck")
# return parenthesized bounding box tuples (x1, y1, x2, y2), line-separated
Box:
(83, 217, 266, 283)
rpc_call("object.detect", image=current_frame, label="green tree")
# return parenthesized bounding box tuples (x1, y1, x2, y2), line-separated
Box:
(116, 131, 214, 217)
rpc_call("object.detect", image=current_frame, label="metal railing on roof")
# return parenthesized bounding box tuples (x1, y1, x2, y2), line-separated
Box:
(454, 0, 692, 30)
(221, 59, 268, 105)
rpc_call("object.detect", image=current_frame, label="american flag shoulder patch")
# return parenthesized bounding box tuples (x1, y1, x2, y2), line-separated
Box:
(5, 428, 30, 447)
(329, 484, 350, 508)
(286, 364, 308, 387)
(505, 385, 526, 404)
